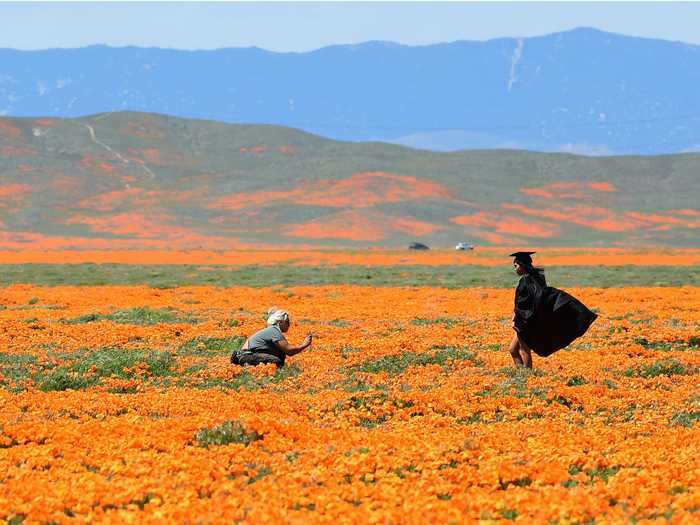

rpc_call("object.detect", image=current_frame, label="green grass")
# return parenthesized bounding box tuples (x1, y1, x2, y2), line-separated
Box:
(457, 412, 484, 425)
(64, 307, 197, 325)
(669, 411, 700, 427)
(634, 336, 700, 352)
(1, 343, 300, 392)
(477, 367, 548, 400)
(566, 464, 621, 486)
(3, 347, 176, 392)
(335, 392, 389, 413)
(37, 368, 99, 392)
(499, 509, 519, 520)
(411, 317, 461, 329)
(339, 345, 362, 360)
(0, 353, 37, 387)
(71, 347, 176, 378)
(177, 336, 245, 356)
(623, 359, 696, 379)
(566, 375, 588, 386)
(246, 465, 273, 484)
(0, 264, 697, 288)
(352, 346, 481, 376)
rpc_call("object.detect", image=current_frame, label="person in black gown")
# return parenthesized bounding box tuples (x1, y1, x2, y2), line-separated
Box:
(508, 252, 597, 369)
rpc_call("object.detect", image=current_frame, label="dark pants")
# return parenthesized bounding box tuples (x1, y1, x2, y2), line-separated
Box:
(232, 351, 284, 368)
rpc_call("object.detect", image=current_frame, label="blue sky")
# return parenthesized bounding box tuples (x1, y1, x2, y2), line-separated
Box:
(2, 2, 699, 51)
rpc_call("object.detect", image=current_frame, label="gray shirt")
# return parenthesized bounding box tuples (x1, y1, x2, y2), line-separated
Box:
(245, 325, 287, 362)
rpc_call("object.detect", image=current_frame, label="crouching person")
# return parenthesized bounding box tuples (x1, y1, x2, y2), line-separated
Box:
(232, 308, 312, 368)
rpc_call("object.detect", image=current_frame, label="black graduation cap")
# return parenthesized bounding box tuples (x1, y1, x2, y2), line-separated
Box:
(510, 251, 536, 265)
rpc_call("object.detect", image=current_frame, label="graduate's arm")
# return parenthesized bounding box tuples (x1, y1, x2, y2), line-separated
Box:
(274, 335, 313, 356)
(513, 279, 537, 326)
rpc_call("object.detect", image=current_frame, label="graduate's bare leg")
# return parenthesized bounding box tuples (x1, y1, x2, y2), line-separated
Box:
(517, 335, 533, 369)
(508, 334, 524, 367)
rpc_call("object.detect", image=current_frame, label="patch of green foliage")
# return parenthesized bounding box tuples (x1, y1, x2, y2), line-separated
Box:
(601, 405, 638, 425)
(71, 347, 176, 378)
(456, 412, 484, 425)
(194, 420, 262, 448)
(411, 317, 461, 329)
(107, 384, 139, 394)
(177, 336, 245, 356)
(292, 502, 317, 511)
(499, 508, 519, 520)
(393, 464, 418, 479)
(1, 264, 698, 288)
(352, 346, 481, 376)
(339, 345, 362, 360)
(0, 353, 37, 389)
(328, 319, 351, 327)
(499, 477, 532, 490)
(566, 375, 588, 386)
(478, 367, 547, 400)
(247, 464, 273, 484)
(298, 317, 351, 327)
(547, 394, 579, 410)
(623, 358, 695, 379)
(669, 411, 700, 427)
(333, 391, 414, 428)
(357, 415, 391, 429)
(565, 464, 621, 487)
(268, 363, 302, 383)
(336, 392, 387, 411)
(37, 368, 98, 392)
(634, 336, 700, 352)
(192, 364, 301, 392)
(586, 465, 621, 483)
(24, 347, 176, 391)
(64, 306, 197, 325)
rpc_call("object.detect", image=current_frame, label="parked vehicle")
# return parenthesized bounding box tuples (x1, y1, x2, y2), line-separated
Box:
(408, 242, 430, 250)
(455, 242, 475, 251)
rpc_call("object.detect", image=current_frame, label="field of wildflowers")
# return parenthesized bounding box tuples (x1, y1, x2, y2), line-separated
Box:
(1, 281, 699, 523)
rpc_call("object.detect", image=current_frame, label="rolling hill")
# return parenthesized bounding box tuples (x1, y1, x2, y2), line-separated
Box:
(1, 27, 700, 154)
(0, 111, 698, 249)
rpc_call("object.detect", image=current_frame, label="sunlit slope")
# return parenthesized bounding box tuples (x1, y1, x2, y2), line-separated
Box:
(0, 111, 698, 248)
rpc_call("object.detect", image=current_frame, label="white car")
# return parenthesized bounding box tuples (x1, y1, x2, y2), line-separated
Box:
(455, 242, 474, 251)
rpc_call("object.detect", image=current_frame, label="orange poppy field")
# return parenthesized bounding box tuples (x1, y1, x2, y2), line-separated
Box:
(1, 278, 699, 523)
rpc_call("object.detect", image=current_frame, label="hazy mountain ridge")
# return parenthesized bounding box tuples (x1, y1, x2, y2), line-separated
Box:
(0, 112, 698, 248)
(1, 28, 699, 154)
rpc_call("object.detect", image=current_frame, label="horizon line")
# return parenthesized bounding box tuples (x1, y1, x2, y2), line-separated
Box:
(2, 26, 698, 54)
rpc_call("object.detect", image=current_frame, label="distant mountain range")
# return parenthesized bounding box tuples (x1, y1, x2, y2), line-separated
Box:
(1, 27, 699, 154)
(0, 112, 698, 249)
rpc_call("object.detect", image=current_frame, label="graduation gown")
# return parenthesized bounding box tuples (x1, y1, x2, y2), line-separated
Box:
(513, 271, 597, 357)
